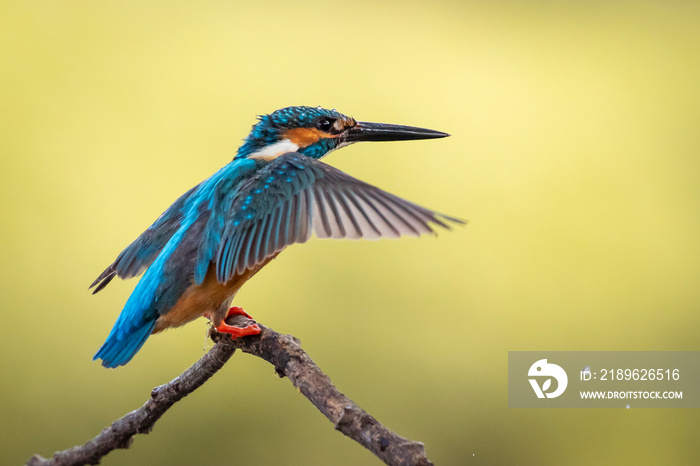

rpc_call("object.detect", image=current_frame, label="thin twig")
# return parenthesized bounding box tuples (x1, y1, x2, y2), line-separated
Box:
(27, 315, 433, 466)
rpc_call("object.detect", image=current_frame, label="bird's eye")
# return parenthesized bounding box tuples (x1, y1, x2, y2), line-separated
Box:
(316, 118, 334, 132)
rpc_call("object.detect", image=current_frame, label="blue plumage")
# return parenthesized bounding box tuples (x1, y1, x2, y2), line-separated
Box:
(93, 158, 257, 367)
(92, 106, 460, 368)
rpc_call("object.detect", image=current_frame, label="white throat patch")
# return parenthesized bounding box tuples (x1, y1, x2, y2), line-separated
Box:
(248, 139, 300, 160)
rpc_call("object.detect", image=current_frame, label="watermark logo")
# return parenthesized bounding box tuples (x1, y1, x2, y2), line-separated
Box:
(510, 352, 696, 408)
(528, 359, 568, 398)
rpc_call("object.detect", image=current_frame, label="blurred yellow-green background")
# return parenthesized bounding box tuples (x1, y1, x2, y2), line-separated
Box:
(3, 1, 700, 465)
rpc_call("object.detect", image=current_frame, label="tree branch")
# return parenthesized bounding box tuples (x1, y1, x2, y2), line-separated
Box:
(27, 315, 433, 466)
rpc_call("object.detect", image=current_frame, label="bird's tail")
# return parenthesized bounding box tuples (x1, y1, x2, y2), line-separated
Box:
(93, 320, 157, 368)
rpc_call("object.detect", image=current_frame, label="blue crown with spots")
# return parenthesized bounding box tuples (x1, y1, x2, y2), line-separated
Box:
(236, 106, 348, 159)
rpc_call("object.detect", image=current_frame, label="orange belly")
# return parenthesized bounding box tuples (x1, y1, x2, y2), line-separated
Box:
(153, 254, 278, 333)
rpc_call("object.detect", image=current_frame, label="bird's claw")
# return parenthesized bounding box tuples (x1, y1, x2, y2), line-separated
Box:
(213, 306, 261, 338)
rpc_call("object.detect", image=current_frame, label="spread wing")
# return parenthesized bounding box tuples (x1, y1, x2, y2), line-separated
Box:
(90, 184, 200, 293)
(196, 152, 463, 285)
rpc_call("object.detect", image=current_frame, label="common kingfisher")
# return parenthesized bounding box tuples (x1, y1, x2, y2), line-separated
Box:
(92, 106, 460, 368)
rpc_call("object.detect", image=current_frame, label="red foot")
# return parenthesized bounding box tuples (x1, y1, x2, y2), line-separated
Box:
(213, 306, 261, 338)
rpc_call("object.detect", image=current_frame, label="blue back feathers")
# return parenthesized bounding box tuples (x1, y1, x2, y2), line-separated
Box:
(94, 158, 258, 367)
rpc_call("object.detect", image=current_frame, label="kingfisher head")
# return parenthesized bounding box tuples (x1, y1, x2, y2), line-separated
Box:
(235, 106, 448, 161)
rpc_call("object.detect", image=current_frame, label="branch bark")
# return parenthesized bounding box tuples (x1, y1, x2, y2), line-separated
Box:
(27, 315, 433, 466)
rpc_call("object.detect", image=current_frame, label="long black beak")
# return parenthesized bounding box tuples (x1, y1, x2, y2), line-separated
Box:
(344, 121, 449, 143)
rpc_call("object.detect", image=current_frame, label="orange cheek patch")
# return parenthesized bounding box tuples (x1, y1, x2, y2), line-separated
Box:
(284, 128, 333, 147)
